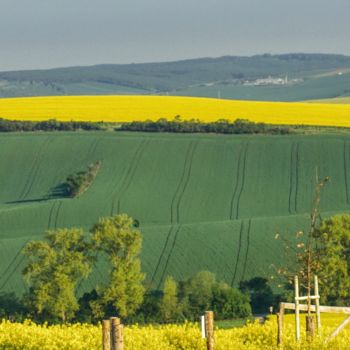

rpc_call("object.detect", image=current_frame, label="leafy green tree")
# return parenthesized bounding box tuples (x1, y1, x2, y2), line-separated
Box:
(90, 214, 145, 318)
(22, 228, 92, 322)
(212, 282, 251, 319)
(160, 276, 180, 322)
(239, 277, 275, 314)
(315, 214, 350, 305)
(179, 271, 216, 319)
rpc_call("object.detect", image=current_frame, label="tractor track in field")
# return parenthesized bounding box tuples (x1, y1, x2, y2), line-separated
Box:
(110, 138, 148, 215)
(0, 242, 26, 287)
(47, 200, 57, 229)
(0, 253, 26, 292)
(170, 141, 197, 224)
(18, 137, 51, 201)
(150, 226, 175, 286)
(344, 141, 350, 205)
(240, 219, 252, 282)
(54, 201, 63, 229)
(231, 220, 244, 287)
(157, 225, 182, 289)
(288, 143, 299, 214)
(235, 144, 248, 219)
(230, 143, 248, 220)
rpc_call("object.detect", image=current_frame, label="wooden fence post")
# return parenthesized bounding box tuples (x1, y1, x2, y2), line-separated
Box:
(205, 311, 214, 350)
(314, 275, 321, 332)
(111, 317, 123, 350)
(277, 303, 285, 348)
(294, 276, 300, 341)
(102, 320, 111, 350)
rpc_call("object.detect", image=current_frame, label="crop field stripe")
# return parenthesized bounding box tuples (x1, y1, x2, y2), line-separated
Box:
(344, 141, 350, 204)
(157, 225, 181, 289)
(110, 139, 148, 213)
(170, 142, 194, 224)
(175, 142, 197, 223)
(18, 137, 51, 200)
(235, 144, 249, 219)
(231, 220, 244, 287)
(294, 143, 300, 213)
(149, 226, 174, 287)
(54, 201, 63, 229)
(229, 144, 244, 220)
(111, 138, 146, 215)
(240, 219, 252, 282)
(0, 254, 26, 292)
(288, 143, 298, 214)
(47, 200, 58, 229)
(0, 243, 26, 285)
(117, 139, 150, 212)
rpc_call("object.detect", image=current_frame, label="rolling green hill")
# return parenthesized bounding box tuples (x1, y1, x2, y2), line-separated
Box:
(1, 132, 350, 295)
(1, 53, 350, 101)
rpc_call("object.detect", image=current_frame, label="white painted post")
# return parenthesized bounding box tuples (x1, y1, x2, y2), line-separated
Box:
(201, 315, 206, 339)
(294, 276, 300, 341)
(314, 275, 321, 332)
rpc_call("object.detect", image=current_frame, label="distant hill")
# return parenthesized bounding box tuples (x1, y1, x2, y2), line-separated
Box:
(1, 53, 350, 101)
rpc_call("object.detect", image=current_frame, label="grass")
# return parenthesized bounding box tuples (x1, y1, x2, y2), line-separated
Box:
(2, 95, 350, 127)
(1, 131, 350, 296)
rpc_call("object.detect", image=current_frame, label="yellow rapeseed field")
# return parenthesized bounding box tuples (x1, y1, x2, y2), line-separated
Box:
(1, 95, 350, 127)
(1, 315, 350, 349)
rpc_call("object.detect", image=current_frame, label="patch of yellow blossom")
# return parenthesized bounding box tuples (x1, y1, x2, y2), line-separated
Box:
(1, 314, 350, 349)
(1, 95, 350, 127)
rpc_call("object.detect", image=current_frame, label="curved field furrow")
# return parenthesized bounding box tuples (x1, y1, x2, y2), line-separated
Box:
(170, 142, 195, 224)
(109, 138, 147, 215)
(288, 142, 299, 214)
(149, 226, 175, 287)
(157, 225, 182, 289)
(235, 144, 248, 219)
(294, 143, 300, 213)
(54, 201, 63, 229)
(47, 200, 58, 229)
(0, 255, 26, 293)
(240, 219, 252, 283)
(231, 220, 244, 287)
(175, 143, 197, 223)
(18, 137, 51, 200)
(344, 141, 350, 205)
(117, 139, 150, 213)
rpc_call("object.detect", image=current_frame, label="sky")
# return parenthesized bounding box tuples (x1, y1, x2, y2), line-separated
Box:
(0, 0, 350, 71)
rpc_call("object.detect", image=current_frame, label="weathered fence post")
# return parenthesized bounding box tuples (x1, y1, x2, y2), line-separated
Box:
(314, 275, 321, 332)
(277, 303, 285, 348)
(294, 276, 300, 341)
(102, 319, 111, 350)
(110, 317, 123, 350)
(205, 311, 214, 350)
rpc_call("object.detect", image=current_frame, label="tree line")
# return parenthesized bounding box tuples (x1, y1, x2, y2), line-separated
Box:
(0, 118, 103, 132)
(0, 214, 273, 324)
(119, 117, 292, 135)
(0, 117, 293, 135)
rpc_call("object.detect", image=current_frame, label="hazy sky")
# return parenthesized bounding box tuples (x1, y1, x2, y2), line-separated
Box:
(1, 0, 350, 71)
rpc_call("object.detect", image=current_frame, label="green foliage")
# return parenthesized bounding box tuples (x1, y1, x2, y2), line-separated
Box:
(239, 277, 275, 314)
(90, 214, 145, 318)
(315, 214, 350, 305)
(212, 282, 251, 319)
(65, 161, 101, 197)
(0, 118, 103, 132)
(21, 228, 92, 322)
(178, 271, 251, 321)
(159, 276, 180, 322)
(120, 117, 292, 135)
